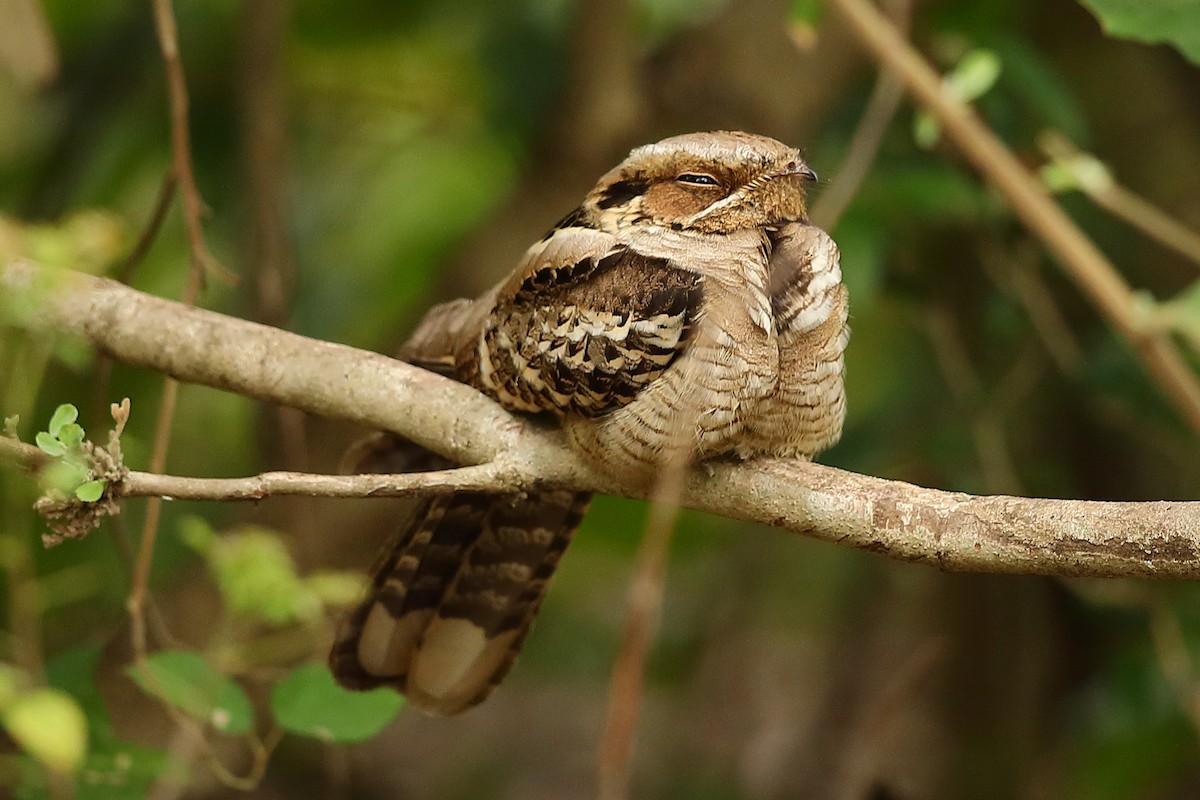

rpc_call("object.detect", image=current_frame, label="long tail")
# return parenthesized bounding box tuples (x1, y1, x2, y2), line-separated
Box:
(330, 445, 590, 714)
(331, 298, 588, 714)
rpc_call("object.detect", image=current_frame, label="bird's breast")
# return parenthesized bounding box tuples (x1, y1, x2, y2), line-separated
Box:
(563, 238, 781, 482)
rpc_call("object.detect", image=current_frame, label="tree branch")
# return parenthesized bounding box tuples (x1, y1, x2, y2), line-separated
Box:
(5, 259, 1200, 579)
(828, 0, 1200, 436)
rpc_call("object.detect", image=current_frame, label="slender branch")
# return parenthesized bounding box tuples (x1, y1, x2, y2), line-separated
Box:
(828, 0, 1200, 436)
(1039, 132, 1200, 271)
(117, 172, 178, 284)
(598, 450, 688, 800)
(807, 0, 912, 230)
(151, 0, 235, 292)
(124, 464, 513, 501)
(132, 7, 239, 786)
(6, 260, 1200, 580)
(0, 436, 517, 500)
(982, 241, 1086, 374)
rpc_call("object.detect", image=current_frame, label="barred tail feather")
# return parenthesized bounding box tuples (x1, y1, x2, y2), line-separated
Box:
(330, 488, 589, 715)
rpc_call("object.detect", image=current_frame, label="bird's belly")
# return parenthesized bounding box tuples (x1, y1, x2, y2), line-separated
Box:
(737, 306, 850, 459)
(563, 320, 778, 482)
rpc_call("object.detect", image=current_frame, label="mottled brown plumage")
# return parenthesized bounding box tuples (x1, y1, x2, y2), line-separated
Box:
(330, 131, 848, 715)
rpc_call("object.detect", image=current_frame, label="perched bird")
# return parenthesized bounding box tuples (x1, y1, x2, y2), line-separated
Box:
(330, 131, 848, 715)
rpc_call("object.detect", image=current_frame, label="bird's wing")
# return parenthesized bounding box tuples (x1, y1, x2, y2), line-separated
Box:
(464, 224, 705, 418)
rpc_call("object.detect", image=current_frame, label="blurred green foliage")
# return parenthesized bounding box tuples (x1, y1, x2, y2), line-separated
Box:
(2, 0, 1200, 797)
(1080, 0, 1200, 64)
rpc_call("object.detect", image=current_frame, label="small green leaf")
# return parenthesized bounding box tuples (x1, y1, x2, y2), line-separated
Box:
(45, 644, 110, 737)
(126, 652, 253, 735)
(1040, 161, 1079, 193)
(947, 49, 1002, 102)
(1157, 279, 1200, 353)
(198, 527, 321, 625)
(913, 110, 941, 149)
(75, 480, 106, 503)
(304, 570, 367, 609)
(41, 461, 89, 495)
(57, 423, 85, 449)
(177, 515, 217, 555)
(788, 0, 825, 46)
(271, 662, 403, 743)
(48, 404, 78, 438)
(2, 688, 88, 773)
(916, 49, 1002, 148)
(3, 415, 18, 436)
(789, 0, 824, 25)
(35, 432, 66, 457)
(71, 743, 175, 800)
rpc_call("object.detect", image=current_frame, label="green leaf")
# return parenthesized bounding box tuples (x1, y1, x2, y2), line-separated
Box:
(41, 460, 88, 492)
(48, 404, 78, 438)
(3, 415, 18, 436)
(304, 570, 366, 609)
(126, 652, 254, 735)
(41, 460, 89, 495)
(35, 431, 66, 457)
(15, 742, 176, 800)
(915, 49, 1003, 148)
(75, 480, 106, 503)
(789, 0, 824, 24)
(58, 423, 85, 449)
(2, 688, 88, 773)
(270, 662, 403, 743)
(913, 110, 941, 149)
(196, 527, 321, 625)
(947, 49, 1002, 101)
(72, 744, 175, 800)
(1157, 279, 1200, 353)
(1078, 0, 1200, 65)
(177, 515, 217, 555)
(45, 644, 110, 737)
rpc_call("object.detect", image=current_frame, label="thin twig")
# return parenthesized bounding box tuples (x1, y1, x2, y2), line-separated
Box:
(0, 338, 52, 682)
(151, 0, 235, 291)
(597, 463, 687, 800)
(122, 462, 514, 500)
(118, 171, 179, 284)
(598, 372, 716, 799)
(1094, 184, 1200, 270)
(235, 0, 318, 553)
(92, 171, 179, 431)
(133, 0, 224, 663)
(0, 436, 515, 500)
(134, 3, 242, 793)
(1148, 595, 1200, 732)
(828, 0, 1200, 436)
(807, 0, 912, 230)
(1039, 132, 1200, 270)
(981, 241, 1086, 374)
(924, 306, 1023, 495)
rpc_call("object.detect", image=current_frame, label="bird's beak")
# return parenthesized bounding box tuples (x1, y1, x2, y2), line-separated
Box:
(777, 160, 818, 183)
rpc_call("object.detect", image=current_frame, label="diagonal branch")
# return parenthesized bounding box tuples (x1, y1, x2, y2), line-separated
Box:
(828, 0, 1200, 436)
(4, 259, 1200, 579)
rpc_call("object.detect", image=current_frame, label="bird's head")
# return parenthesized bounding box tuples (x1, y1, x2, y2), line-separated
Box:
(584, 131, 817, 235)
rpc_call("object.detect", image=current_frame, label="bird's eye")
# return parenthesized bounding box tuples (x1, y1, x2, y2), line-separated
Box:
(676, 173, 719, 187)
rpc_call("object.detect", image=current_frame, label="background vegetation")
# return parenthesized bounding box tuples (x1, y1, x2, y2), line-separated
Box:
(2, 0, 1200, 797)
